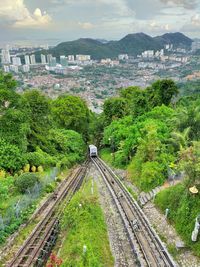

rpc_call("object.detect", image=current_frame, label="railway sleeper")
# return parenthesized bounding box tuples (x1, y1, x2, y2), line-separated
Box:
(34, 221, 60, 267)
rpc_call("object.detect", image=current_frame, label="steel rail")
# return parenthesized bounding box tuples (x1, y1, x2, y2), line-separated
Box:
(92, 157, 177, 267)
(7, 162, 88, 267)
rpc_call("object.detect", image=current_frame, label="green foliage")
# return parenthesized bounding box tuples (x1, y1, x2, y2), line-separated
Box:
(155, 184, 200, 257)
(0, 71, 17, 90)
(140, 161, 165, 191)
(103, 97, 129, 123)
(179, 142, 200, 186)
(23, 90, 50, 151)
(146, 79, 179, 107)
(51, 95, 90, 140)
(0, 89, 30, 152)
(14, 173, 39, 193)
(120, 86, 149, 118)
(0, 139, 26, 172)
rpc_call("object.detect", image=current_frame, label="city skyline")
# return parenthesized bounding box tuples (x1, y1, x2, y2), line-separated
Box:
(0, 0, 199, 45)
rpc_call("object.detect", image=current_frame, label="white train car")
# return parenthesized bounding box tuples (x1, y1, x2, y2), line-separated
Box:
(89, 145, 98, 157)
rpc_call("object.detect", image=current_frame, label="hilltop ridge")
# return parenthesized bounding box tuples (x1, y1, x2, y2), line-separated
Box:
(38, 32, 193, 60)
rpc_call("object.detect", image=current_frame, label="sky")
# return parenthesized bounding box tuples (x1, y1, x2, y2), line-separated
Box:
(0, 0, 199, 45)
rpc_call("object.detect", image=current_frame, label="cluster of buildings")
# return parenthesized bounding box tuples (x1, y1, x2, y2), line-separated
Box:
(0, 45, 93, 74)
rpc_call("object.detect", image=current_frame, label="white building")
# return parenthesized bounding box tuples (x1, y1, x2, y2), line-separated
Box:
(1, 49, 11, 64)
(49, 57, 57, 67)
(30, 54, 36, 65)
(12, 56, 22, 66)
(68, 55, 75, 62)
(118, 54, 129, 60)
(41, 54, 47, 64)
(142, 50, 154, 58)
(3, 65, 10, 72)
(22, 65, 30, 72)
(47, 54, 52, 64)
(25, 55, 30, 65)
(76, 55, 91, 61)
(60, 55, 68, 66)
(10, 65, 18, 73)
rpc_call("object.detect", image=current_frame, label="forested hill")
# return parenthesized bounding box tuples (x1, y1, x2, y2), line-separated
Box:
(36, 32, 192, 60)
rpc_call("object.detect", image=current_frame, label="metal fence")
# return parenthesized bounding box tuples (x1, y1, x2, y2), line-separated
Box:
(0, 168, 59, 234)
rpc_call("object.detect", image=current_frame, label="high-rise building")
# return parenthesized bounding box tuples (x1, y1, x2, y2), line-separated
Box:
(47, 54, 52, 64)
(30, 54, 36, 65)
(1, 49, 11, 64)
(41, 54, 47, 64)
(49, 57, 56, 67)
(68, 55, 75, 62)
(10, 65, 18, 73)
(60, 55, 68, 67)
(22, 65, 30, 72)
(25, 55, 30, 65)
(3, 65, 10, 72)
(12, 56, 22, 66)
(76, 55, 91, 61)
(118, 54, 129, 60)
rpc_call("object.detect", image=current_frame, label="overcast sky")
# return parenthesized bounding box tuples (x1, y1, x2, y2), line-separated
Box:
(0, 0, 200, 45)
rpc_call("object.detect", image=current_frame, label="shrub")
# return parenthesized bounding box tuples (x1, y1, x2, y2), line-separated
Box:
(140, 161, 164, 192)
(0, 139, 26, 172)
(31, 166, 36, 173)
(14, 173, 39, 193)
(0, 169, 6, 179)
(37, 166, 44, 173)
(23, 164, 30, 173)
(26, 152, 45, 167)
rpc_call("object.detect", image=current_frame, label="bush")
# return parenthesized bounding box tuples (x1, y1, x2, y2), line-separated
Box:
(31, 166, 36, 173)
(14, 173, 39, 193)
(140, 161, 165, 192)
(0, 139, 26, 172)
(37, 166, 44, 173)
(0, 169, 6, 179)
(26, 149, 56, 167)
(23, 164, 30, 173)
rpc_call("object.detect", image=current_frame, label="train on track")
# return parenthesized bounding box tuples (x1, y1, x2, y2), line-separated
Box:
(89, 144, 98, 157)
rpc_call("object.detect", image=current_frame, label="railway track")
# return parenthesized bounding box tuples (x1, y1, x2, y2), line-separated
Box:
(6, 162, 88, 267)
(92, 157, 177, 267)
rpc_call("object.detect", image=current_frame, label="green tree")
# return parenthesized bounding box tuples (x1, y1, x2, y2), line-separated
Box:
(51, 95, 90, 140)
(120, 86, 148, 118)
(23, 90, 50, 151)
(103, 97, 128, 124)
(146, 79, 179, 107)
(0, 139, 26, 172)
(15, 173, 39, 193)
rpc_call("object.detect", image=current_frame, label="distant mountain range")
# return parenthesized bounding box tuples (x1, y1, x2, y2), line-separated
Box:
(36, 32, 192, 60)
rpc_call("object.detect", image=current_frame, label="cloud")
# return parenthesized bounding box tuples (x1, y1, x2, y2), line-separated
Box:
(160, 0, 198, 9)
(181, 13, 200, 33)
(78, 22, 94, 30)
(0, 0, 51, 28)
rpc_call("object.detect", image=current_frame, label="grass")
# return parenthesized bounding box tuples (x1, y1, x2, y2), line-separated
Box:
(155, 183, 200, 257)
(99, 148, 114, 167)
(99, 148, 126, 170)
(57, 178, 114, 267)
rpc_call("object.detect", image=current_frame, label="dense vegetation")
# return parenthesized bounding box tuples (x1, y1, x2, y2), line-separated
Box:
(0, 72, 90, 175)
(58, 179, 114, 266)
(99, 78, 200, 255)
(0, 71, 90, 244)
